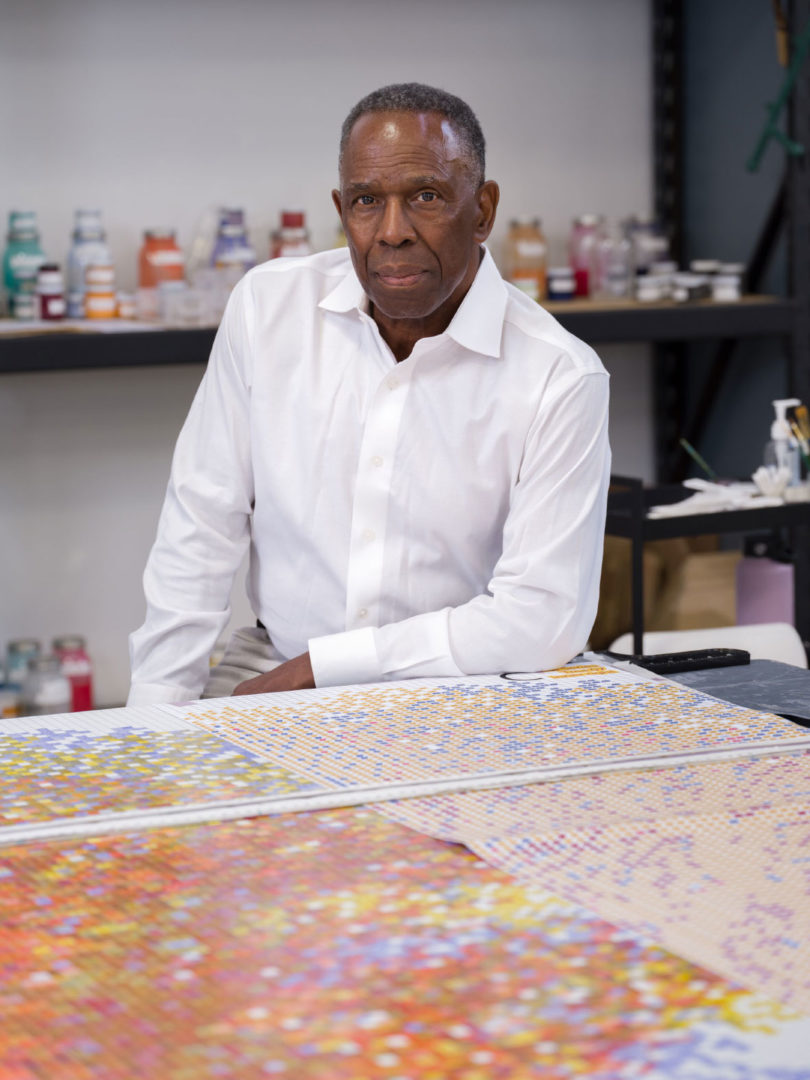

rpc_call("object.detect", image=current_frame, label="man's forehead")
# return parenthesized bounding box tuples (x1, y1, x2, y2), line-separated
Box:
(343, 110, 466, 165)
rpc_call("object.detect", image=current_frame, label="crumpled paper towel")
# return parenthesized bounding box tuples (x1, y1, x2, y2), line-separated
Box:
(648, 478, 784, 518)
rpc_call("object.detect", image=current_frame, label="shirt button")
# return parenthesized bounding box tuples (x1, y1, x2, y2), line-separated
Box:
(371, 455, 383, 467)
(358, 608, 368, 618)
(387, 376, 399, 391)
(362, 528, 376, 542)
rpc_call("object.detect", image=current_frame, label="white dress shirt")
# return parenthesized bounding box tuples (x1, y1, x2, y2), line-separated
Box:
(128, 247, 610, 705)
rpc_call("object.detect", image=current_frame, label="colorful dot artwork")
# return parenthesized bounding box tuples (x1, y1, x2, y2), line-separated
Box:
(0, 711, 321, 827)
(173, 669, 810, 1012)
(2, 807, 808, 1079)
(177, 670, 805, 791)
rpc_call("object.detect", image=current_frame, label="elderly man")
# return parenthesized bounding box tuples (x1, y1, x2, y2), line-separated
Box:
(127, 83, 610, 706)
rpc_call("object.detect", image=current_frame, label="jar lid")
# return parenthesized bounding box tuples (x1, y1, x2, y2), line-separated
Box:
(718, 262, 745, 275)
(573, 213, 603, 228)
(8, 210, 38, 237)
(281, 211, 305, 228)
(27, 655, 62, 674)
(8, 638, 41, 653)
(510, 216, 541, 228)
(145, 229, 176, 240)
(548, 266, 575, 277)
(689, 259, 720, 274)
(53, 634, 86, 651)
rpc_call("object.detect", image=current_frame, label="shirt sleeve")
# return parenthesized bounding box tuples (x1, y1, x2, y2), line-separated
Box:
(309, 368, 610, 686)
(127, 280, 256, 705)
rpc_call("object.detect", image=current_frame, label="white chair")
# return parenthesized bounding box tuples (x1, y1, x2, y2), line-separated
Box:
(608, 622, 808, 669)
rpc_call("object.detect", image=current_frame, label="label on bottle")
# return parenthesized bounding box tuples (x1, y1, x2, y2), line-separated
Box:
(147, 250, 184, 267)
(85, 294, 117, 317)
(515, 240, 547, 258)
(510, 273, 542, 302)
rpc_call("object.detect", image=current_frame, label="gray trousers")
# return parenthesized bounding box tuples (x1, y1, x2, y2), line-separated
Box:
(201, 626, 284, 699)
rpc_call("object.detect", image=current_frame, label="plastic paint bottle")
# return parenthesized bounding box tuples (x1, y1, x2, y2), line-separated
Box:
(3, 210, 46, 313)
(66, 210, 113, 318)
(211, 208, 256, 274)
(36, 263, 67, 320)
(569, 214, 603, 297)
(52, 635, 94, 712)
(504, 218, 547, 302)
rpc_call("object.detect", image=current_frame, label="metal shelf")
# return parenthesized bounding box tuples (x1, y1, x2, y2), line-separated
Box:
(0, 296, 794, 374)
(607, 475, 810, 653)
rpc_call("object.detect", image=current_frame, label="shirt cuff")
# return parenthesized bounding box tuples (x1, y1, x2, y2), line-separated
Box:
(126, 682, 199, 707)
(308, 627, 382, 687)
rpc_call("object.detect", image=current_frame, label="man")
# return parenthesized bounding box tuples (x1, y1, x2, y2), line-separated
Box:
(127, 83, 610, 706)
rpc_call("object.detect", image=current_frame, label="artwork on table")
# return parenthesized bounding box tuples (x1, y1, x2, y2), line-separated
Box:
(2, 806, 808, 1079)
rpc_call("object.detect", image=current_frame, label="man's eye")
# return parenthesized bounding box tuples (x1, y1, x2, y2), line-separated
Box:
(416, 191, 438, 202)
(355, 195, 376, 206)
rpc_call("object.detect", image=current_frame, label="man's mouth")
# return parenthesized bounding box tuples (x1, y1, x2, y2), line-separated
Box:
(374, 268, 427, 287)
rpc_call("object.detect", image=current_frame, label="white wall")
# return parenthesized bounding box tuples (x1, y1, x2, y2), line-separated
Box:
(0, 0, 653, 705)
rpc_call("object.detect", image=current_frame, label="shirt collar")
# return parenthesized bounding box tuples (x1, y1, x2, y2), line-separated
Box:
(319, 246, 507, 359)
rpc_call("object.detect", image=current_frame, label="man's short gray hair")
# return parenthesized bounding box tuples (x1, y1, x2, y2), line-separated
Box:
(339, 83, 486, 186)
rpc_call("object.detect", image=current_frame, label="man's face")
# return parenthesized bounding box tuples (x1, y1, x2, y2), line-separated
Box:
(333, 110, 498, 325)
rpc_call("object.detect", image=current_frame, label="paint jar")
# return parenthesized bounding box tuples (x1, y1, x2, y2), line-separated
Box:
(636, 275, 664, 302)
(36, 263, 67, 320)
(4, 638, 41, 690)
(504, 218, 547, 302)
(546, 266, 576, 301)
(21, 655, 72, 717)
(569, 214, 603, 297)
(625, 217, 670, 277)
(270, 210, 312, 259)
(138, 229, 185, 289)
(712, 263, 745, 302)
(594, 223, 632, 298)
(67, 210, 112, 318)
(211, 208, 256, 274)
(52, 634, 93, 712)
(84, 264, 117, 318)
(3, 210, 45, 313)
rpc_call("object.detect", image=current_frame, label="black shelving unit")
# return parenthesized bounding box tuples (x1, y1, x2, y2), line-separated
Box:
(0, 296, 795, 374)
(608, 475, 810, 654)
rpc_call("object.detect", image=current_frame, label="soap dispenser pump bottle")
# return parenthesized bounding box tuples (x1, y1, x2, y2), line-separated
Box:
(764, 397, 801, 485)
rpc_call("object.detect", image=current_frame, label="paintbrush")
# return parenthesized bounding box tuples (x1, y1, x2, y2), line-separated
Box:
(679, 437, 718, 481)
(794, 403, 810, 442)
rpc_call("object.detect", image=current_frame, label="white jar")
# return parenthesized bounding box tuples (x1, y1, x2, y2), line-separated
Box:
(21, 655, 72, 716)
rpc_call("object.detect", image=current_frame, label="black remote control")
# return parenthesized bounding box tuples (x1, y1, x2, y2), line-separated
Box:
(603, 647, 751, 675)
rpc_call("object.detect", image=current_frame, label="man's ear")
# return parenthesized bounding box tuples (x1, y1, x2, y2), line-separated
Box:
(474, 180, 500, 244)
(332, 189, 343, 219)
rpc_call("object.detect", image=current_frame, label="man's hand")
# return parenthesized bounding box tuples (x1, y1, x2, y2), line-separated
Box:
(232, 652, 315, 696)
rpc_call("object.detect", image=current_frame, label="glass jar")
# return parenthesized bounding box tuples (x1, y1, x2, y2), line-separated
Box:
(546, 266, 576, 301)
(85, 264, 117, 318)
(53, 634, 94, 712)
(271, 210, 312, 259)
(594, 223, 632, 299)
(138, 229, 185, 289)
(569, 214, 604, 297)
(36, 263, 67, 320)
(21, 655, 72, 717)
(503, 218, 547, 302)
(211, 208, 256, 274)
(5, 638, 41, 689)
(624, 217, 670, 277)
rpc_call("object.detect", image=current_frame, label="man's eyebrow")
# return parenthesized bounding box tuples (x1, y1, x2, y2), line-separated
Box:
(345, 175, 444, 193)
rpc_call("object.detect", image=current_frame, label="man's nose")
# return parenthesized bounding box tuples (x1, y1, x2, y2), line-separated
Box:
(377, 198, 416, 246)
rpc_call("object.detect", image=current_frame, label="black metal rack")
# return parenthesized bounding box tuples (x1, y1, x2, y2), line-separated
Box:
(607, 475, 810, 654)
(0, 296, 795, 374)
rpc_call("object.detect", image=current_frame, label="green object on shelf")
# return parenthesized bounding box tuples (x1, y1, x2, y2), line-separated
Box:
(679, 437, 718, 481)
(747, 17, 810, 172)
